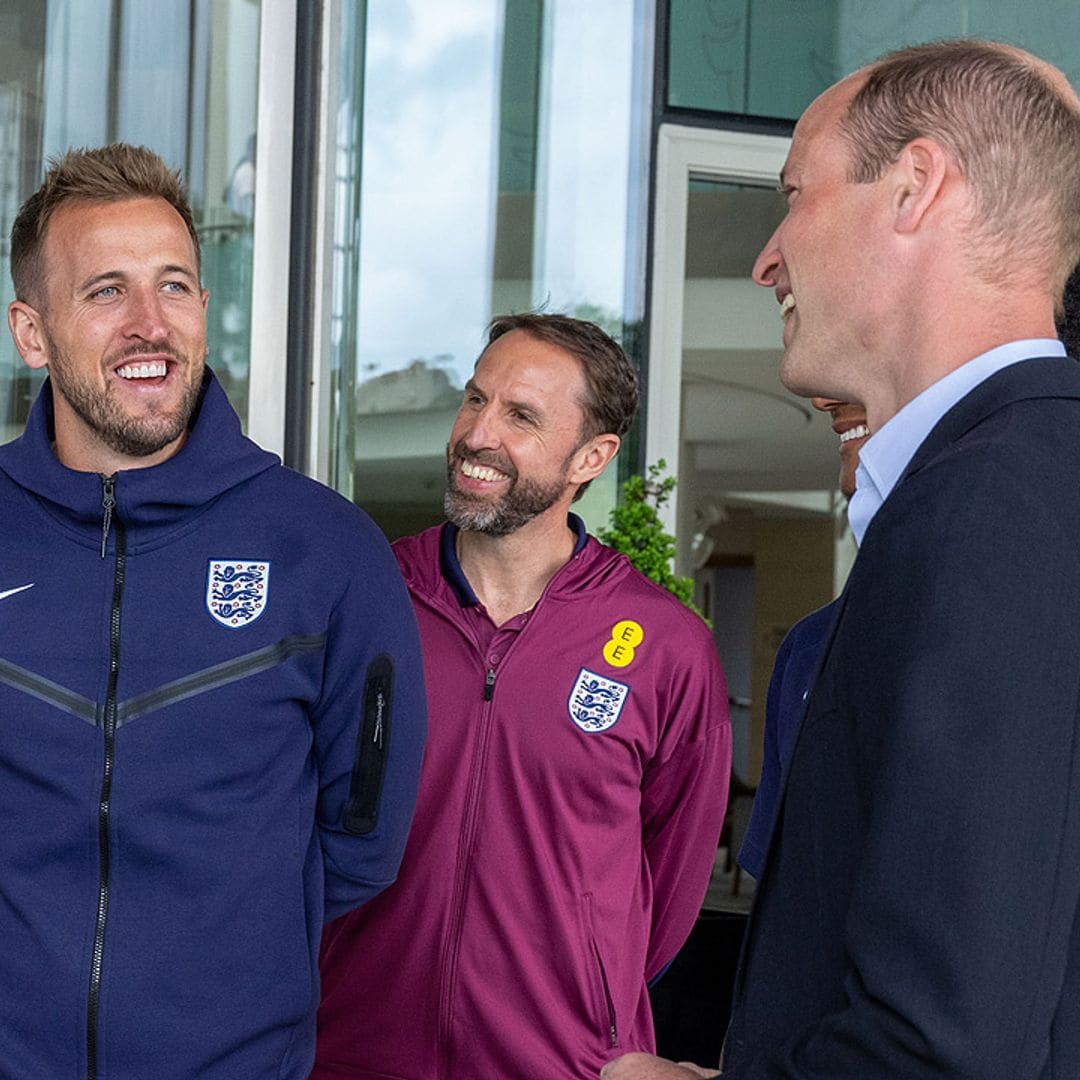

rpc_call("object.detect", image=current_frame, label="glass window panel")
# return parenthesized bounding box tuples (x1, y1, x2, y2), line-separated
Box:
(336, 0, 648, 538)
(1, 0, 261, 444)
(668, 0, 1080, 120)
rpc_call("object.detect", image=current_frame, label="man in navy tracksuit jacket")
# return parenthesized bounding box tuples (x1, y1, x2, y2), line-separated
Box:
(0, 145, 426, 1079)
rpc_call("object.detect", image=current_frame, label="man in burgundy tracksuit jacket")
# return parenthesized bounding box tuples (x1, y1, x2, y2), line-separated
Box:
(315, 313, 731, 1079)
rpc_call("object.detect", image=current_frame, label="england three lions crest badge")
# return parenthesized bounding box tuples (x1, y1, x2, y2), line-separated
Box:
(568, 668, 629, 733)
(206, 560, 270, 629)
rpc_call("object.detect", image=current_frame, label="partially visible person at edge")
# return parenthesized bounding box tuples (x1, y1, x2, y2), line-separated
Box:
(736, 396, 868, 881)
(605, 38, 1080, 1080)
(314, 313, 731, 1080)
(0, 145, 427, 1079)
(1060, 261, 1080, 358)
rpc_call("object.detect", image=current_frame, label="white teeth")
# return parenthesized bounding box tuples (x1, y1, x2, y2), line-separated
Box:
(461, 460, 507, 482)
(780, 293, 796, 319)
(840, 424, 870, 443)
(117, 360, 167, 380)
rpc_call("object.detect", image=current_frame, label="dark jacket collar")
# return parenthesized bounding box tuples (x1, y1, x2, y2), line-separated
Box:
(900, 355, 1080, 487)
(0, 368, 277, 547)
(438, 513, 589, 606)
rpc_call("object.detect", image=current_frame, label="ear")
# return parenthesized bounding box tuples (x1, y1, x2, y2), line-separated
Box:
(891, 137, 950, 235)
(7, 300, 50, 370)
(568, 433, 620, 488)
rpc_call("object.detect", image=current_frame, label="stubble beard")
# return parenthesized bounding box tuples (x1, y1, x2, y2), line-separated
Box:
(444, 444, 571, 537)
(46, 336, 205, 460)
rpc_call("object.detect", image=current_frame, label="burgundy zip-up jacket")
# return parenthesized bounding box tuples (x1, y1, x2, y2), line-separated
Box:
(315, 518, 730, 1079)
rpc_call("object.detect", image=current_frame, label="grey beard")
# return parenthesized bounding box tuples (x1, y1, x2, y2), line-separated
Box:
(444, 471, 567, 537)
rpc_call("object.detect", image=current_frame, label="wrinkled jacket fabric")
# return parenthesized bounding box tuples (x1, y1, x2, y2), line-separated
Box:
(316, 520, 730, 1079)
(0, 371, 426, 1080)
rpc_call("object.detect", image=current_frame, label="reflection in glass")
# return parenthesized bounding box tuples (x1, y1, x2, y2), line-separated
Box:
(668, 0, 1080, 121)
(0, 0, 260, 444)
(339, 0, 647, 538)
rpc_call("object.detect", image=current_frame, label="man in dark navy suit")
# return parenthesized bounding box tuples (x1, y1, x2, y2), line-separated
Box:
(736, 396, 867, 881)
(606, 38, 1080, 1080)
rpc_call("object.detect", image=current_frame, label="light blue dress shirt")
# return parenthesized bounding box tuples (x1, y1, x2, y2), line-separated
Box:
(847, 339, 1067, 546)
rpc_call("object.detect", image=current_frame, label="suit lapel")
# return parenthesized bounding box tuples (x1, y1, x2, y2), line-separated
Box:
(899, 355, 1080, 486)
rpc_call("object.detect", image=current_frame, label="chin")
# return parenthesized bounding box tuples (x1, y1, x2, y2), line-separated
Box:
(778, 353, 816, 397)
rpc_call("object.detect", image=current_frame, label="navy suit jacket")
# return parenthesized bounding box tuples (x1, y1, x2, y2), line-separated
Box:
(739, 602, 837, 881)
(724, 357, 1080, 1078)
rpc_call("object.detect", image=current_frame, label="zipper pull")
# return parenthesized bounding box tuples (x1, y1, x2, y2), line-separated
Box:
(374, 691, 385, 748)
(100, 475, 117, 560)
(484, 668, 496, 700)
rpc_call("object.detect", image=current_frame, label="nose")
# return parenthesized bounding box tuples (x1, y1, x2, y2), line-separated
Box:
(465, 409, 498, 449)
(454, 402, 500, 453)
(810, 397, 843, 414)
(123, 286, 169, 342)
(752, 227, 783, 287)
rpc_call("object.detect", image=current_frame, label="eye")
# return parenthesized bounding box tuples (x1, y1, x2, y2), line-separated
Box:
(162, 280, 190, 295)
(91, 285, 119, 300)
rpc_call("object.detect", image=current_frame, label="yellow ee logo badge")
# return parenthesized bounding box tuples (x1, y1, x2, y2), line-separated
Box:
(603, 620, 644, 668)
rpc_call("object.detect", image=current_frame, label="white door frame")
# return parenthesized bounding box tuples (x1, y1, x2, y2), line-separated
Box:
(246, 0, 298, 459)
(646, 123, 790, 536)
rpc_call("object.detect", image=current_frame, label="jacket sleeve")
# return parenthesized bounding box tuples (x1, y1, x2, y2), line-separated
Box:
(733, 457, 1080, 1078)
(739, 603, 835, 879)
(737, 630, 792, 881)
(310, 514, 427, 923)
(641, 624, 731, 982)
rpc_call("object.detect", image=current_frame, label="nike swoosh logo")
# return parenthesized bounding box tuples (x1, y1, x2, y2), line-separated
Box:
(0, 584, 34, 601)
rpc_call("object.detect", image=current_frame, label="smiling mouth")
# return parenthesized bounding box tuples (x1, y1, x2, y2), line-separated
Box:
(780, 293, 796, 320)
(839, 424, 870, 443)
(460, 459, 510, 483)
(116, 360, 169, 380)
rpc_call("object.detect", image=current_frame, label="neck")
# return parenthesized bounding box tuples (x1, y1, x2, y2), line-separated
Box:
(50, 393, 188, 474)
(861, 282, 1058, 432)
(456, 506, 578, 627)
(53, 426, 188, 475)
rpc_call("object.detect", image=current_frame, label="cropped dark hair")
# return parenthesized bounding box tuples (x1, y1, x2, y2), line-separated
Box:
(11, 143, 200, 306)
(486, 313, 640, 439)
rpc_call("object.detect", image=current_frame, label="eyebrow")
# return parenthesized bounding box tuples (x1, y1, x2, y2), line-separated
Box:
(463, 378, 543, 419)
(77, 264, 199, 293)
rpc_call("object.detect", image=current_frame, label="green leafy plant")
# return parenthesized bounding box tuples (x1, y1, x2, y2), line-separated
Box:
(597, 460, 707, 622)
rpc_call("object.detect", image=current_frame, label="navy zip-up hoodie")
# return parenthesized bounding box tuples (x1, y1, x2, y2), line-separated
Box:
(0, 370, 426, 1080)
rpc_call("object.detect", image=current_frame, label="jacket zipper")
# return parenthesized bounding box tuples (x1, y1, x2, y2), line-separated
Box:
(99, 473, 116, 559)
(583, 892, 618, 1048)
(87, 476, 126, 1080)
(436, 659, 507, 1072)
(430, 581, 560, 1075)
(590, 937, 618, 1047)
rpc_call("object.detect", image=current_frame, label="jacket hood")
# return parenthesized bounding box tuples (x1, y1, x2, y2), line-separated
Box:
(0, 368, 278, 547)
(393, 515, 637, 612)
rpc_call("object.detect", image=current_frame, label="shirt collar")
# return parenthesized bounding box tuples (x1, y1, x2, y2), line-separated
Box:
(439, 513, 588, 607)
(848, 339, 1066, 546)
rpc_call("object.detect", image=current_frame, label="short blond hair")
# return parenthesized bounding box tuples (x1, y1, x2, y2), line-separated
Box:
(10, 143, 200, 306)
(840, 40, 1080, 298)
